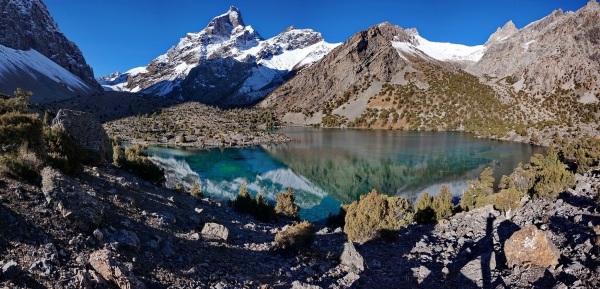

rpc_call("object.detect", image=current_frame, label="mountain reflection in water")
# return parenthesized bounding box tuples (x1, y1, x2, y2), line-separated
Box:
(146, 129, 544, 221)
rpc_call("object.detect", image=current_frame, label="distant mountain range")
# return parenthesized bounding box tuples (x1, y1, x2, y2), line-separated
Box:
(1, 0, 599, 139)
(98, 6, 338, 106)
(0, 0, 99, 102)
(260, 0, 600, 142)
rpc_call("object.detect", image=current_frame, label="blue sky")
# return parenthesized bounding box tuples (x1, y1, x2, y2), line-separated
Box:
(44, 0, 589, 77)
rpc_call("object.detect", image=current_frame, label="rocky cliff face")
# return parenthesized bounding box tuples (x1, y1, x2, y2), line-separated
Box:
(0, 0, 99, 90)
(261, 1, 600, 142)
(469, 0, 600, 102)
(102, 6, 338, 106)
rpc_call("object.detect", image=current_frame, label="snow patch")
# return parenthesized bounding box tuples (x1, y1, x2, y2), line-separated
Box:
(0, 44, 92, 92)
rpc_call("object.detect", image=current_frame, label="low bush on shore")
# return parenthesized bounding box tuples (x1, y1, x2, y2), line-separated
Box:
(232, 184, 276, 222)
(274, 221, 315, 254)
(113, 143, 165, 185)
(344, 190, 413, 243)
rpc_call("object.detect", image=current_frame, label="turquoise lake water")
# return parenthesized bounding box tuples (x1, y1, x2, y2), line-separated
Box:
(145, 128, 545, 221)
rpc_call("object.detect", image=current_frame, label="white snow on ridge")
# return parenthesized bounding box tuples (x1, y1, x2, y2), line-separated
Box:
(414, 35, 485, 62)
(392, 35, 485, 63)
(0, 44, 92, 92)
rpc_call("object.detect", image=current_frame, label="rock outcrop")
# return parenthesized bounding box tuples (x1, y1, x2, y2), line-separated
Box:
(201, 222, 229, 241)
(41, 167, 106, 232)
(0, 0, 98, 88)
(504, 224, 561, 268)
(340, 242, 364, 273)
(469, 0, 600, 100)
(88, 249, 145, 289)
(51, 109, 111, 165)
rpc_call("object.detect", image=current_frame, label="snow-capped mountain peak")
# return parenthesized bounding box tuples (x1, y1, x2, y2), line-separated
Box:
(205, 6, 246, 37)
(103, 6, 338, 106)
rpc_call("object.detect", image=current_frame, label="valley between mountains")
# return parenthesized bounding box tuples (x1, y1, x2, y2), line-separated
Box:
(1, 0, 600, 288)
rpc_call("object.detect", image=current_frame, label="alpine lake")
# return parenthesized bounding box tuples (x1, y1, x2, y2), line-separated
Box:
(145, 128, 545, 222)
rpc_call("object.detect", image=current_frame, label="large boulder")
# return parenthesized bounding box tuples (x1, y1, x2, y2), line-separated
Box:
(41, 167, 106, 232)
(88, 249, 145, 289)
(51, 109, 111, 165)
(504, 224, 560, 268)
(201, 222, 229, 241)
(340, 242, 364, 273)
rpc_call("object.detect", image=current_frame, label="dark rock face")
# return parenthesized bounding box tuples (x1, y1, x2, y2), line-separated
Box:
(41, 167, 106, 232)
(51, 109, 111, 165)
(0, 0, 100, 90)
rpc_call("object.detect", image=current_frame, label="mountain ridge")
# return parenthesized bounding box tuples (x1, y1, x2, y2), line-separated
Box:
(0, 0, 100, 102)
(100, 6, 339, 106)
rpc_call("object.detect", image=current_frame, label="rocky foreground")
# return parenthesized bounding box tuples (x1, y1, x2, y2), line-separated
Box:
(0, 160, 599, 288)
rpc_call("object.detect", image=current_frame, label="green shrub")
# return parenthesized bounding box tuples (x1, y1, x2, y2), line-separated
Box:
(499, 163, 535, 193)
(344, 190, 413, 243)
(274, 221, 315, 253)
(189, 182, 203, 198)
(174, 182, 184, 192)
(232, 184, 275, 222)
(0, 143, 43, 182)
(275, 188, 300, 219)
(43, 127, 82, 175)
(529, 153, 576, 199)
(460, 167, 494, 211)
(561, 136, 600, 173)
(432, 185, 454, 221)
(0, 111, 45, 156)
(112, 144, 165, 185)
(414, 192, 435, 224)
(489, 187, 524, 213)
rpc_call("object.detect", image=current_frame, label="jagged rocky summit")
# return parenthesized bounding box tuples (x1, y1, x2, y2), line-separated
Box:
(0, 0, 100, 102)
(99, 6, 339, 106)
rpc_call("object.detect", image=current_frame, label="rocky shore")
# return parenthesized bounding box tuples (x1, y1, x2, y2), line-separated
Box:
(1, 160, 598, 288)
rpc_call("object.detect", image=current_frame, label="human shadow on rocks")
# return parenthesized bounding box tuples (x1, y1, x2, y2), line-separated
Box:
(443, 215, 508, 289)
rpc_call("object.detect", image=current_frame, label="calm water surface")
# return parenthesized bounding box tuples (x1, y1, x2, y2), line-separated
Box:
(146, 128, 544, 221)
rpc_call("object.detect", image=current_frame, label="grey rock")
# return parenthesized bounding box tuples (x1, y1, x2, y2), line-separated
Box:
(93, 229, 104, 241)
(412, 266, 431, 284)
(291, 280, 323, 289)
(51, 109, 111, 165)
(41, 167, 106, 232)
(340, 242, 364, 273)
(1, 261, 20, 280)
(111, 230, 140, 253)
(201, 223, 229, 241)
(89, 249, 145, 289)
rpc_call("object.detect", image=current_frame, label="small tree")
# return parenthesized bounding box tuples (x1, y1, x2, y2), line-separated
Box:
(460, 167, 494, 211)
(189, 182, 203, 198)
(432, 185, 454, 221)
(275, 188, 300, 219)
(344, 190, 413, 243)
(490, 187, 524, 213)
(414, 192, 435, 224)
